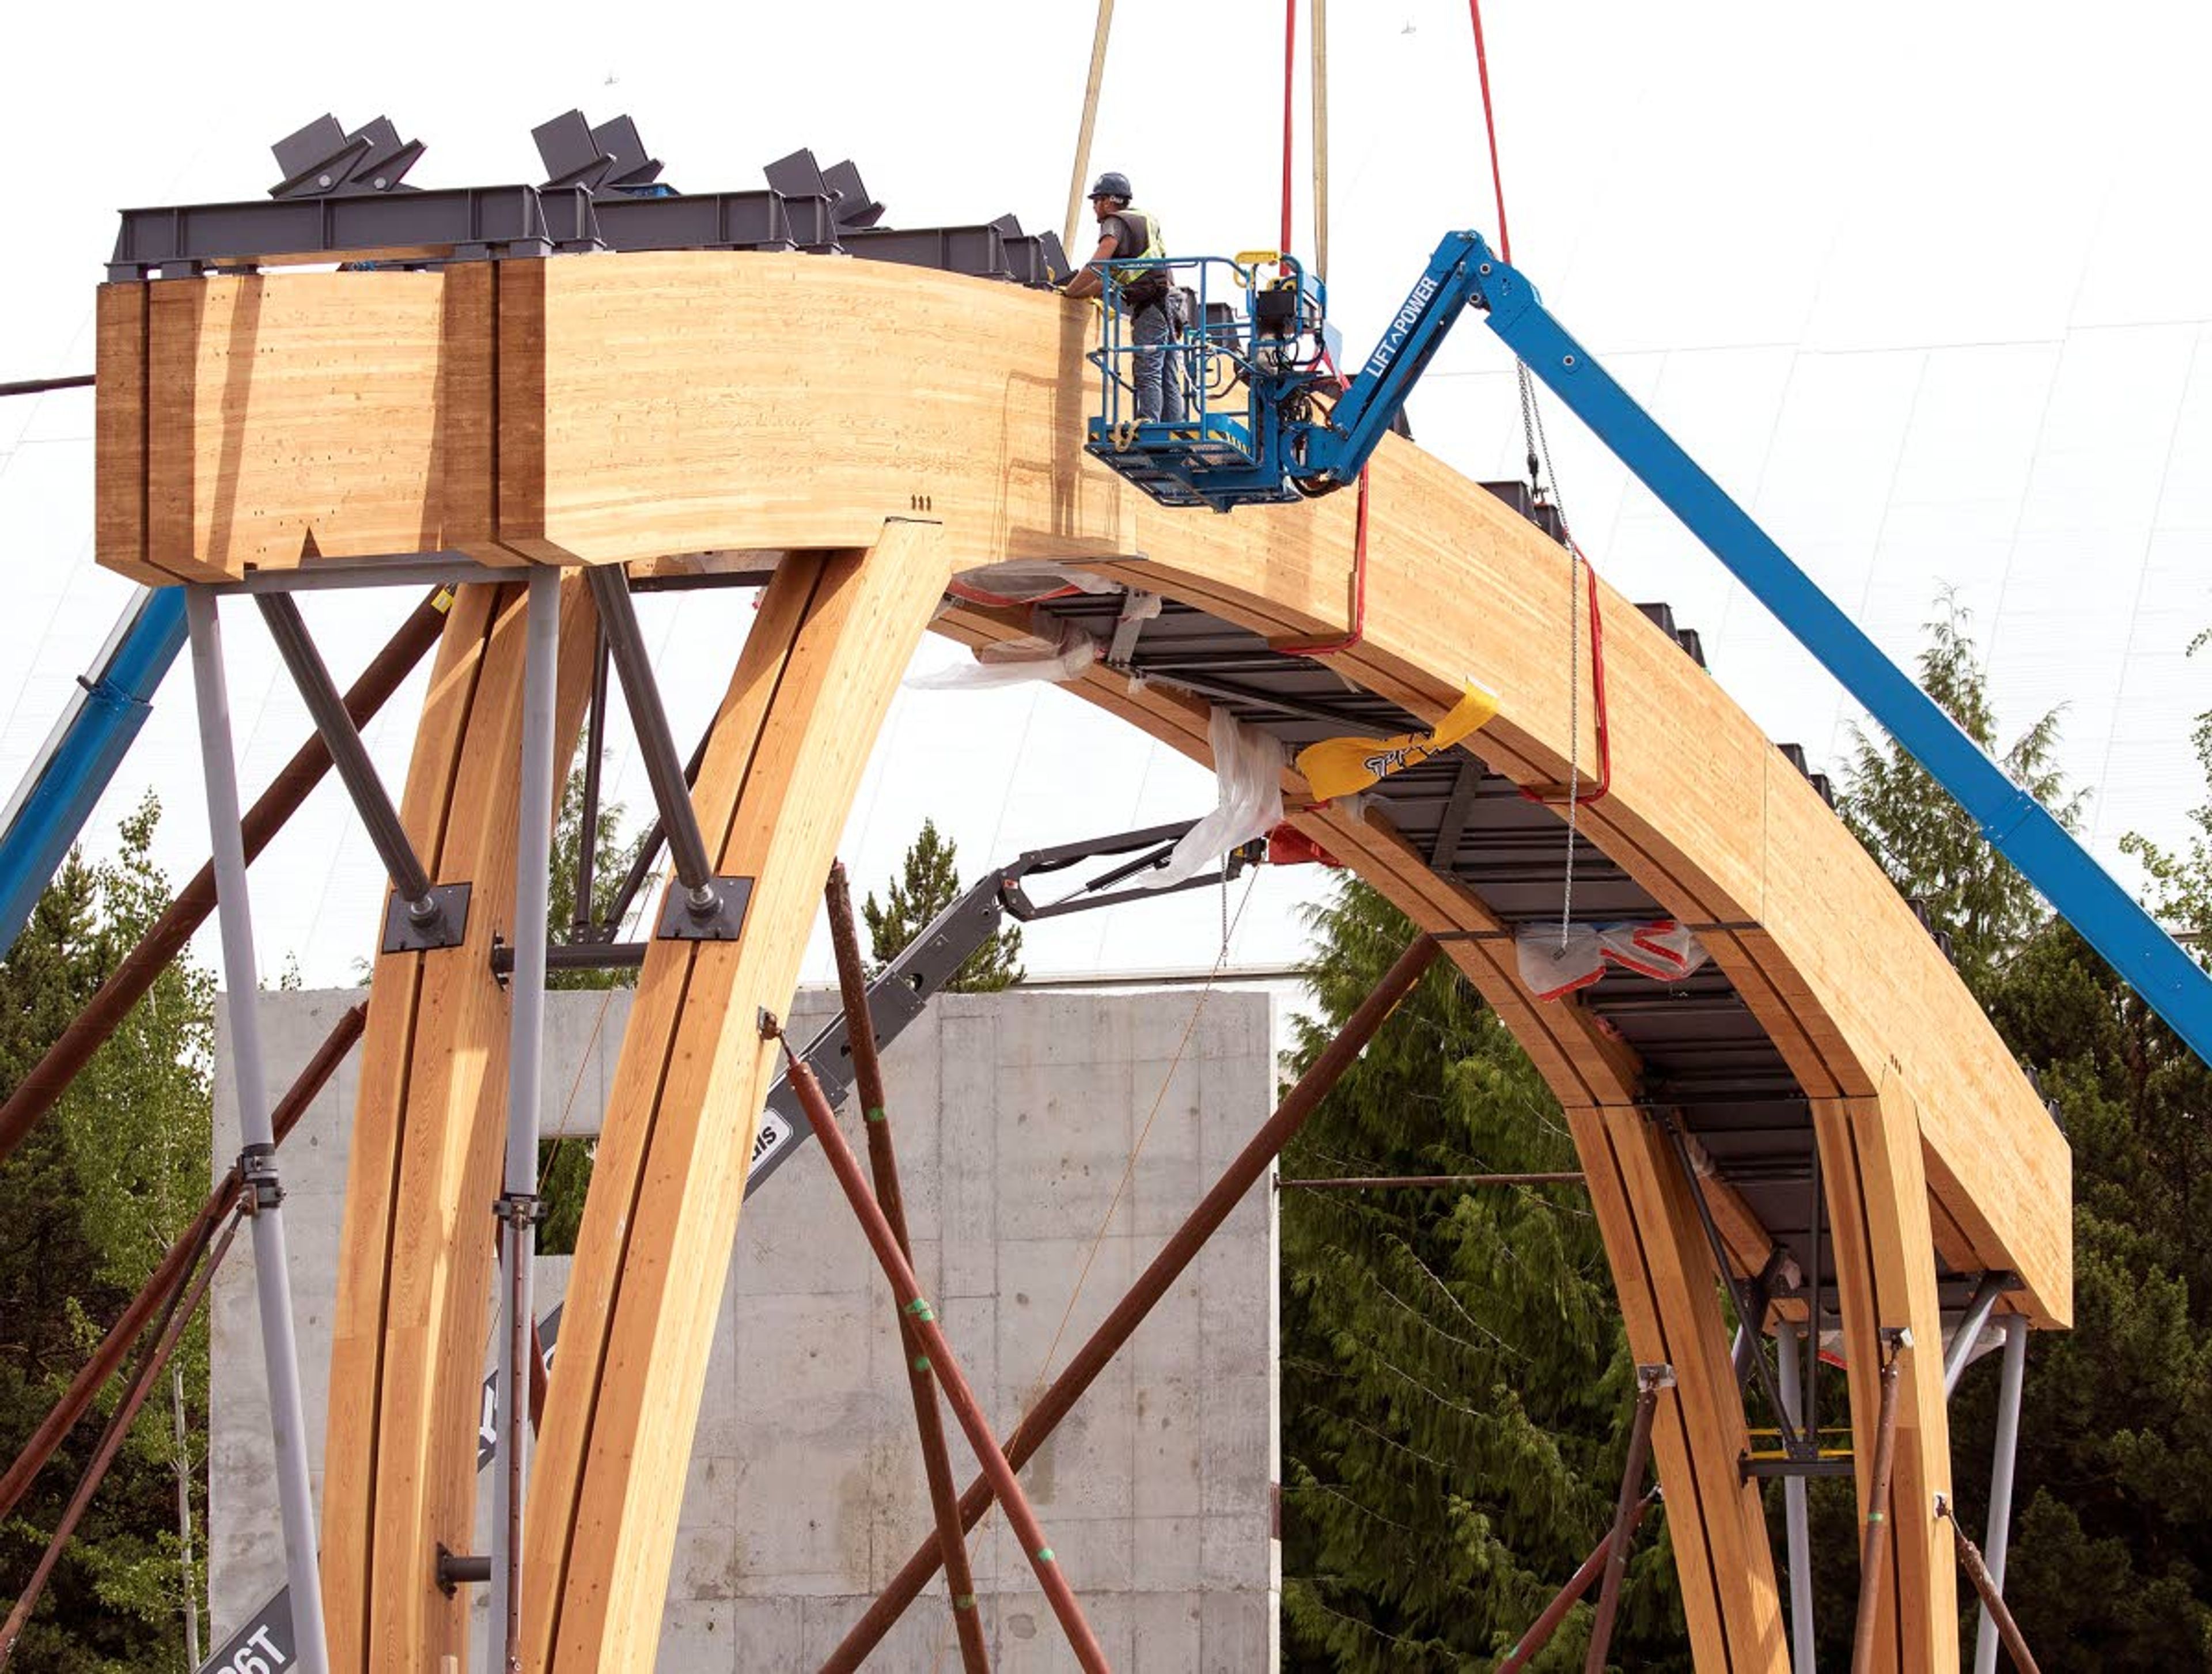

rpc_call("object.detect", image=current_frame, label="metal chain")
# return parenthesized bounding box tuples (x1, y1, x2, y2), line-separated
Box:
(1517, 362, 1583, 950)
(1561, 543, 1581, 949)
(1516, 362, 1543, 492)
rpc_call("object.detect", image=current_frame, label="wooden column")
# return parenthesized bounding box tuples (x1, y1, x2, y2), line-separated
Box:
(1817, 1080, 1958, 1674)
(524, 524, 950, 1671)
(319, 575, 599, 1670)
(1568, 1105, 1790, 1673)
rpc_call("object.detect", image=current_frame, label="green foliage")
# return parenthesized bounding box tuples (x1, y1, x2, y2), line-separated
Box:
(0, 795, 214, 1670)
(861, 818, 1024, 993)
(1836, 591, 2082, 997)
(535, 760, 652, 1255)
(547, 758, 651, 991)
(1832, 603, 2212, 1669)
(1278, 880, 1687, 1671)
(2120, 628, 2212, 956)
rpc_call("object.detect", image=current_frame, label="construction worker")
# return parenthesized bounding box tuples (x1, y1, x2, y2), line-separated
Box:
(1063, 172, 1185, 425)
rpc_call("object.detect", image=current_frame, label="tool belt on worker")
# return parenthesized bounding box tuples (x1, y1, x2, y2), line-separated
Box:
(1118, 271, 1172, 313)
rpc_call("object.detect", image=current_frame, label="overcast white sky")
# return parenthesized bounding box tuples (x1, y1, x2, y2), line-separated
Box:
(1, 0, 2207, 989)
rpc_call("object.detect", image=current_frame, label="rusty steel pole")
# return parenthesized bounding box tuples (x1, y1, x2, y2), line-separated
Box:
(1585, 1364, 1672, 1672)
(0, 1002, 366, 1526)
(1850, 1331, 1911, 1674)
(775, 1036, 1111, 1673)
(824, 863, 991, 1673)
(0, 590, 445, 1167)
(819, 933, 1440, 1671)
(1277, 1172, 1585, 1190)
(1938, 1497, 2043, 1674)
(1497, 1489, 1660, 1674)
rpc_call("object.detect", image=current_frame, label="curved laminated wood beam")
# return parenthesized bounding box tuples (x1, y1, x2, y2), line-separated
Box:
(941, 610, 1786, 1671)
(96, 252, 2069, 1672)
(522, 524, 950, 1670)
(320, 575, 600, 1671)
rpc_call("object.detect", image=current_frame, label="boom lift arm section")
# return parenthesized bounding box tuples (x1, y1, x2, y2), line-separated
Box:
(746, 819, 1264, 1191)
(1088, 226, 2212, 1066)
(1457, 237, 2212, 1069)
(0, 586, 187, 955)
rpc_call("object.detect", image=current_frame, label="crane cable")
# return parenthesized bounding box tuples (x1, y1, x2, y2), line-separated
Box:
(1062, 0, 1117, 255)
(1463, 0, 1609, 964)
(1461, 0, 1612, 821)
(1275, 0, 1375, 660)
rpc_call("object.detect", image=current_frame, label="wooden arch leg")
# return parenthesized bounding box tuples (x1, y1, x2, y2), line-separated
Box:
(319, 575, 600, 1671)
(1567, 1104, 1790, 1673)
(524, 527, 951, 1672)
(1816, 1084, 1958, 1674)
(1290, 801, 1786, 1672)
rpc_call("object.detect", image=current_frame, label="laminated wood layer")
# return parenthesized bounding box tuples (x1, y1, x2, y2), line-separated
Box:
(97, 253, 2070, 1672)
(319, 577, 599, 1670)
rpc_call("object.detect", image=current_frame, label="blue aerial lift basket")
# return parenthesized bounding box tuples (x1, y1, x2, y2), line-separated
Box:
(1084, 252, 1339, 513)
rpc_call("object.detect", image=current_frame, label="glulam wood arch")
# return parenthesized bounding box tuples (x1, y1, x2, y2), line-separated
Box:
(96, 251, 2068, 1673)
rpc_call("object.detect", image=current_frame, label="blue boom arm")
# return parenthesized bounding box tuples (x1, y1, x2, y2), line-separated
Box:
(1306, 232, 1496, 485)
(1099, 232, 2210, 1063)
(1444, 236, 2212, 1067)
(0, 586, 187, 953)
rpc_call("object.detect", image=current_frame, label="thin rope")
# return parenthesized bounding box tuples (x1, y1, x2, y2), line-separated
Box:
(1466, 0, 1513, 260)
(1280, 0, 1300, 252)
(1560, 546, 1581, 948)
(934, 866, 1261, 1663)
(1022, 865, 1257, 1412)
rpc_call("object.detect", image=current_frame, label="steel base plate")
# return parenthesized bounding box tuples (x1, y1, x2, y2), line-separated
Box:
(380, 881, 472, 953)
(657, 874, 755, 941)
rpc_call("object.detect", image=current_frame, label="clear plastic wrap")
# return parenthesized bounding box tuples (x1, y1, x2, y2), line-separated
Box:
(905, 620, 1100, 691)
(1141, 706, 1286, 889)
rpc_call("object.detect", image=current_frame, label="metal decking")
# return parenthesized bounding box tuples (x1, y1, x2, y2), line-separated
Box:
(1032, 546, 1974, 1316)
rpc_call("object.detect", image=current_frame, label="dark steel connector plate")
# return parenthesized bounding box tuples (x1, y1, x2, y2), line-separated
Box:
(656, 874, 754, 942)
(381, 881, 472, 953)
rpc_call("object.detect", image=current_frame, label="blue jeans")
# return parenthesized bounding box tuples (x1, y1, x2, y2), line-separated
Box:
(1132, 300, 1185, 425)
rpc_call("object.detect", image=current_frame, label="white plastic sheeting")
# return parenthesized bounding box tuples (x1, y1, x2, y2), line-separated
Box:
(904, 619, 1100, 691)
(1139, 705, 1286, 890)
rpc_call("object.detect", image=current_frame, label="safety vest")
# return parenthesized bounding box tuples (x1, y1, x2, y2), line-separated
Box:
(1108, 206, 1166, 288)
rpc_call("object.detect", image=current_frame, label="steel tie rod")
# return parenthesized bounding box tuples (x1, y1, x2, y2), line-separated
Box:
(818, 933, 1440, 1669)
(769, 1020, 1109, 1673)
(256, 590, 465, 949)
(584, 566, 749, 940)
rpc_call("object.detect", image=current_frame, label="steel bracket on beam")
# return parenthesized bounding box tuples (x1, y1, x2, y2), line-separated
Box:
(1742, 1454, 1857, 1480)
(435, 1544, 490, 1597)
(656, 873, 754, 942)
(381, 880, 470, 952)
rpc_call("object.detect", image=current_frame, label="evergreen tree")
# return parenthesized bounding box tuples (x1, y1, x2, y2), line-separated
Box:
(1836, 592, 2081, 997)
(0, 796, 215, 1671)
(1278, 880, 1684, 1671)
(1834, 602, 2212, 1669)
(861, 819, 1024, 992)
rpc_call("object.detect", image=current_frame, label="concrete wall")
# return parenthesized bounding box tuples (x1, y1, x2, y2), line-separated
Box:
(211, 984, 1278, 1669)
